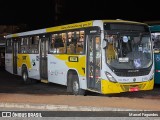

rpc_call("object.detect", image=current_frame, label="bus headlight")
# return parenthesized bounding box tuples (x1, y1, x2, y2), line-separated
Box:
(149, 73, 154, 81)
(105, 72, 117, 83)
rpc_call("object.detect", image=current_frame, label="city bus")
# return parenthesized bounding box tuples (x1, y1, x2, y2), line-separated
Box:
(150, 25, 160, 84)
(5, 20, 154, 95)
(0, 46, 5, 68)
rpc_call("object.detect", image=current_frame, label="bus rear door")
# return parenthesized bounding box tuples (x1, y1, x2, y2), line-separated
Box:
(40, 37, 49, 81)
(13, 38, 19, 74)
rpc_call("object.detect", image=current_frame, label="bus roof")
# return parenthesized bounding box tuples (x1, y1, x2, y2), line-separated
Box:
(6, 20, 147, 38)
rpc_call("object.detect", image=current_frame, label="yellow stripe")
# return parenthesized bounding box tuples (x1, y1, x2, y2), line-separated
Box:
(102, 20, 147, 25)
(12, 34, 18, 38)
(46, 21, 93, 33)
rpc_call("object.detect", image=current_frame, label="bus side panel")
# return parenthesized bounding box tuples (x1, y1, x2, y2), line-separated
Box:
(64, 55, 87, 89)
(48, 54, 87, 89)
(154, 53, 160, 84)
(17, 54, 40, 80)
(48, 54, 67, 85)
(5, 53, 13, 74)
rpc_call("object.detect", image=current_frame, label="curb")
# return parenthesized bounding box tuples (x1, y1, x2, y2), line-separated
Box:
(0, 102, 143, 111)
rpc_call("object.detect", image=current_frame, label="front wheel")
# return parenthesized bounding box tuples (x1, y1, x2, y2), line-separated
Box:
(72, 75, 85, 95)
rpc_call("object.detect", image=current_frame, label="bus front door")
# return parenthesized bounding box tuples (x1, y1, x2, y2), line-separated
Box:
(87, 35, 101, 91)
(40, 38, 48, 80)
(13, 40, 18, 74)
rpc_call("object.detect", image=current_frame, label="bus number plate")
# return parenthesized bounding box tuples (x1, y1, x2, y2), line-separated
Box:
(68, 56, 78, 62)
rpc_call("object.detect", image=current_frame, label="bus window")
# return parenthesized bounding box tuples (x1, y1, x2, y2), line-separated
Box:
(76, 30, 84, 54)
(50, 34, 56, 53)
(56, 33, 65, 53)
(60, 33, 67, 53)
(67, 32, 75, 54)
(67, 32, 73, 45)
(67, 30, 84, 54)
(50, 33, 66, 54)
(30, 36, 39, 54)
(95, 36, 101, 66)
(6, 39, 12, 53)
(105, 35, 117, 63)
(20, 37, 29, 53)
(62, 33, 67, 47)
(96, 37, 100, 50)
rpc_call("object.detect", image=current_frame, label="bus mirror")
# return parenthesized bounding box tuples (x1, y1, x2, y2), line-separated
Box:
(102, 39, 107, 49)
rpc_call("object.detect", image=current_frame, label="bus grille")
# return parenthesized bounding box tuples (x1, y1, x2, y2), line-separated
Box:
(114, 71, 150, 77)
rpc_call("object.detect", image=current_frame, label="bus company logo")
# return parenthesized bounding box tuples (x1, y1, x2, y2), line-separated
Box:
(22, 56, 27, 60)
(32, 59, 36, 66)
(2, 112, 11, 117)
(128, 70, 139, 72)
(133, 78, 136, 82)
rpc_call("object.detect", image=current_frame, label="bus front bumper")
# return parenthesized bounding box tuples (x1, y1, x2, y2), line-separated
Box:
(101, 79, 154, 94)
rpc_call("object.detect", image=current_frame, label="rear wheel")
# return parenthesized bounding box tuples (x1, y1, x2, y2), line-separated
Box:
(22, 68, 31, 84)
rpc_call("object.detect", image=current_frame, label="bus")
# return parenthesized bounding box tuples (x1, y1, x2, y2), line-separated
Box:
(5, 20, 154, 95)
(0, 46, 5, 68)
(0, 40, 5, 68)
(150, 25, 160, 84)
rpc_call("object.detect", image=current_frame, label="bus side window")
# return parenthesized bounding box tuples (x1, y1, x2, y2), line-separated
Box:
(50, 33, 66, 54)
(66, 31, 84, 54)
(56, 34, 65, 53)
(105, 35, 117, 63)
(67, 32, 74, 54)
(50, 34, 56, 53)
(61, 33, 67, 53)
(76, 30, 84, 54)
(30, 36, 39, 54)
(20, 37, 29, 53)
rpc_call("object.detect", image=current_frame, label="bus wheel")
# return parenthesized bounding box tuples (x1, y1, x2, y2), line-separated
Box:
(22, 68, 31, 84)
(72, 75, 85, 95)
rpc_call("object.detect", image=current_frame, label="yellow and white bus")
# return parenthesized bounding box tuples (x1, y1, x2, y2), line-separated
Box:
(5, 20, 154, 95)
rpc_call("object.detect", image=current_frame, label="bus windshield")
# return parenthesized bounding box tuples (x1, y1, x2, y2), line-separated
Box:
(104, 29, 152, 70)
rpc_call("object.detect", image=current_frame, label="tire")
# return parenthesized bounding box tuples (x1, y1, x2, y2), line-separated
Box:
(72, 74, 85, 95)
(67, 72, 73, 93)
(22, 68, 31, 84)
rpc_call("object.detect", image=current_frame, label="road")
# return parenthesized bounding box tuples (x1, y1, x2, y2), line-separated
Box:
(1, 67, 160, 111)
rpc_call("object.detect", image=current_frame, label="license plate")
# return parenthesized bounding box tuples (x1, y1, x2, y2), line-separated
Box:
(129, 86, 139, 92)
